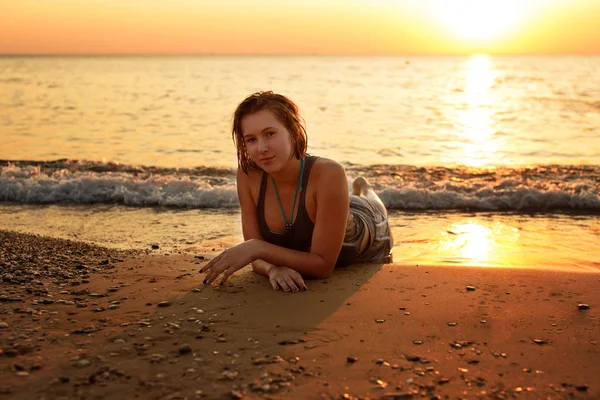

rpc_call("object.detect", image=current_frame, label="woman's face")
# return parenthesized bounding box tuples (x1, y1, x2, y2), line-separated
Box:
(241, 109, 294, 172)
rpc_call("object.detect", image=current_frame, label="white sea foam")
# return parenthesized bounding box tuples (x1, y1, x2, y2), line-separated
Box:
(2, 161, 598, 211)
(0, 164, 239, 208)
(380, 185, 599, 211)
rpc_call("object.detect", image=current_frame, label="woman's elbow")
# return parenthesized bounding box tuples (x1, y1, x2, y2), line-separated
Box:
(311, 264, 335, 279)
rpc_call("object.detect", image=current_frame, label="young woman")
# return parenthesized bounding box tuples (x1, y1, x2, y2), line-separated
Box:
(201, 91, 392, 292)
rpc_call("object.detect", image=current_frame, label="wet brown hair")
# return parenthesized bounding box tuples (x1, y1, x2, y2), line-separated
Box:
(232, 91, 308, 173)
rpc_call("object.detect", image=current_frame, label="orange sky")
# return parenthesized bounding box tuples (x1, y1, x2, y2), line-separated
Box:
(1, 0, 599, 55)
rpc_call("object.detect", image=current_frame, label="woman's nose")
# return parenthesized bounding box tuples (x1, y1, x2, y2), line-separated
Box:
(257, 138, 268, 152)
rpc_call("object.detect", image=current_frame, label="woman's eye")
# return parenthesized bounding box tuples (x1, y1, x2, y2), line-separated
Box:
(267, 131, 275, 136)
(246, 138, 255, 143)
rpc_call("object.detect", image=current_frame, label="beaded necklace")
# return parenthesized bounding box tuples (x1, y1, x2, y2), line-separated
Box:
(271, 158, 304, 232)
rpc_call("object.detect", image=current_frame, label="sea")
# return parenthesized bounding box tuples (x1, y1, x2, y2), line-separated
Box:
(1, 55, 599, 271)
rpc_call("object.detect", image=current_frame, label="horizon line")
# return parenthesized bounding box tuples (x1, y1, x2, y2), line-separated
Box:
(1, 52, 599, 58)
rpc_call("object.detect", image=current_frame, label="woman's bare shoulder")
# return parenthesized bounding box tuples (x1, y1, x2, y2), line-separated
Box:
(237, 168, 264, 205)
(311, 157, 346, 178)
(237, 168, 263, 185)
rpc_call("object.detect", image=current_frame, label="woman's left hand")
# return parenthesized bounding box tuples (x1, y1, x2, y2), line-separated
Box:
(200, 239, 260, 285)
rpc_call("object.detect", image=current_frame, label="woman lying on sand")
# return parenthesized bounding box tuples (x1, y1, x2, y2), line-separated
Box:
(201, 91, 392, 292)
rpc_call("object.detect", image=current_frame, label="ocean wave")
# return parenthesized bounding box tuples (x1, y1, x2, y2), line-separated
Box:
(0, 161, 238, 208)
(1, 160, 599, 211)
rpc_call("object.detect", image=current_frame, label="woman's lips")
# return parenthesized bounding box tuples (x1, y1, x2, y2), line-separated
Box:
(259, 156, 275, 164)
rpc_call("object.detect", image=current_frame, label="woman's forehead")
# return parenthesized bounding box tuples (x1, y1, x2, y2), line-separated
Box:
(241, 109, 282, 133)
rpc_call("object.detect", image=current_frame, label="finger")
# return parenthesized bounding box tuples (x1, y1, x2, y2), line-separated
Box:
(201, 252, 223, 274)
(283, 276, 299, 292)
(204, 259, 226, 284)
(291, 274, 307, 291)
(202, 248, 228, 274)
(200, 258, 215, 273)
(277, 278, 291, 292)
(203, 262, 215, 283)
(269, 279, 279, 290)
(219, 267, 235, 286)
(208, 265, 227, 285)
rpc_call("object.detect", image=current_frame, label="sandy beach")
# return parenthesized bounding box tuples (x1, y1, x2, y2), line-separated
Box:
(1, 230, 598, 399)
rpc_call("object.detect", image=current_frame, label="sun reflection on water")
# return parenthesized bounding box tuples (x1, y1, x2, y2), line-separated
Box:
(390, 213, 600, 272)
(440, 222, 493, 264)
(437, 220, 520, 266)
(454, 55, 500, 167)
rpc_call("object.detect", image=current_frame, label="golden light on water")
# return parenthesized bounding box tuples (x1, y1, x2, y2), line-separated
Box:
(437, 221, 520, 266)
(442, 223, 493, 264)
(455, 55, 500, 167)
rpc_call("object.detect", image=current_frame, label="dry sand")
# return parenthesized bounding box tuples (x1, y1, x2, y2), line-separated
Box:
(1, 230, 598, 399)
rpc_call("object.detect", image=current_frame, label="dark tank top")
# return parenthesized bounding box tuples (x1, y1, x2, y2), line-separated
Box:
(257, 155, 318, 252)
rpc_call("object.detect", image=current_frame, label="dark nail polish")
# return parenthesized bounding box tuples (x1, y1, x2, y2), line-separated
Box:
(293, 288, 298, 292)
(303, 287, 307, 291)
(203, 279, 210, 284)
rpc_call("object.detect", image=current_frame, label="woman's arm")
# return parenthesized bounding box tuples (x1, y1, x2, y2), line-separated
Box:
(201, 160, 349, 283)
(251, 259, 274, 276)
(234, 169, 276, 277)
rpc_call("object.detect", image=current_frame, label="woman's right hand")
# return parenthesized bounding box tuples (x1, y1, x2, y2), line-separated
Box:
(268, 265, 307, 292)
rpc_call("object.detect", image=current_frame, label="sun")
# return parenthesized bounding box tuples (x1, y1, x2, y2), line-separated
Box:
(434, 0, 525, 42)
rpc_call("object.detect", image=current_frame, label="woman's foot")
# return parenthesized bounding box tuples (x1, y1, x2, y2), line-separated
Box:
(352, 176, 370, 196)
(352, 177, 387, 217)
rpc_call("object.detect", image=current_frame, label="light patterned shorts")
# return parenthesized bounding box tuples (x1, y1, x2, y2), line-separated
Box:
(337, 195, 393, 266)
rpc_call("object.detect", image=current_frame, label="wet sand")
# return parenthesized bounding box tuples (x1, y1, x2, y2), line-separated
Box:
(1, 230, 598, 399)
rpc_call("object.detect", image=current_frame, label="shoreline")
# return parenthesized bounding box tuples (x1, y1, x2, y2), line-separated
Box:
(2, 205, 599, 275)
(1, 230, 598, 399)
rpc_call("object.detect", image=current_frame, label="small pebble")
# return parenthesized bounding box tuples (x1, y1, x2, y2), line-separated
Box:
(157, 301, 171, 307)
(466, 285, 476, 291)
(578, 303, 590, 310)
(75, 359, 91, 368)
(576, 384, 589, 392)
(179, 344, 192, 355)
(230, 390, 243, 399)
(346, 356, 358, 363)
(373, 379, 388, 388)
(0, 322, 9, 329)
